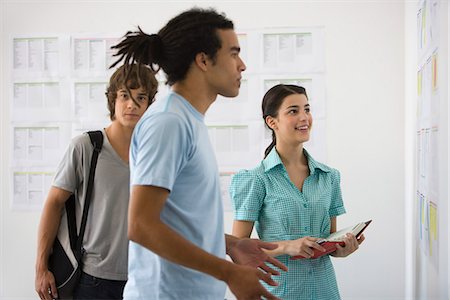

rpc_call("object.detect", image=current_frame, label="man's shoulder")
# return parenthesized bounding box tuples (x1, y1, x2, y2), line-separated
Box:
(68, 130, 104, 155)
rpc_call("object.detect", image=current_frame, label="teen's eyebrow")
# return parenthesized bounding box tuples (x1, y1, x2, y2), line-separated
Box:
(285, 105, 299, 110)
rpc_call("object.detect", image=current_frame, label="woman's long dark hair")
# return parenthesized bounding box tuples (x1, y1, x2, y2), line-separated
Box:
(262, 84, 308, 158)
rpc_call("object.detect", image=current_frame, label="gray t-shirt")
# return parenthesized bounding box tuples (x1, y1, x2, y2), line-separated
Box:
(53, 129, 129, 281)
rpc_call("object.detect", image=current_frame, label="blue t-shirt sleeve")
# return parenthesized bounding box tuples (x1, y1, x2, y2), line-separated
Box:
(328, 169, 346, 217)
(131, 112, 190, 191)
(229, 170, 265, 221)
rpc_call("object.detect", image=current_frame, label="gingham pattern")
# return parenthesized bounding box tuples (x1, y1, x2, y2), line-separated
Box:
(230, 148, 346, 300)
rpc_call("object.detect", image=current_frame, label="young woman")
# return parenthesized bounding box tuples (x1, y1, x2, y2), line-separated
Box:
(230, 84, 365, 299)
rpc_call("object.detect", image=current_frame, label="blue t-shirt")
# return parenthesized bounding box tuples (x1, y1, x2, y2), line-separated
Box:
(230, 148, 346, 300)
(124, 92, 226, 300)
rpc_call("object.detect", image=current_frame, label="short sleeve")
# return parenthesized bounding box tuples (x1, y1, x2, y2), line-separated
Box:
(131, 112, 190, 191)
(229, 169, 266, 221)
(328, 169, 346, 217)
(52, 134, 85, 193)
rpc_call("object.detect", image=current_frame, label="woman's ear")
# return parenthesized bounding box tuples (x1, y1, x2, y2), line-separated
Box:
(194, 52, 208, 71)
(265, 115, 277, 130)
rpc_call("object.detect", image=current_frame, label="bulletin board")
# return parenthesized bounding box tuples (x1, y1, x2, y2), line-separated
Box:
(207, 27, 326, 212)
(414, 0, 449, 297)
(8, 27, 326, 212)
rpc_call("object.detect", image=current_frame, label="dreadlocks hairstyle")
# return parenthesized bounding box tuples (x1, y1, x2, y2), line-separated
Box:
(262, 84, 309, 158)
(110, 7, 234, 86)
(106, 64, 158, 121)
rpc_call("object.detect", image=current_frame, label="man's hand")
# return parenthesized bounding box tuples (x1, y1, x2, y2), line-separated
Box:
(227, 238, 288, 275)
(35, 268, 58, 300)
(225, 263, 281, 300)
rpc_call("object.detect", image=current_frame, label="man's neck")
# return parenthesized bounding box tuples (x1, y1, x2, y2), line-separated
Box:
(172, 78, 217, 115)
(105, 122, 133, 163)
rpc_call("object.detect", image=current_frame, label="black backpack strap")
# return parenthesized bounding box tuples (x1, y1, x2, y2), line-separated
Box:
(66, 194, 78, 251)
(87, 131, 103, 153)
(74, 130, 103, 261)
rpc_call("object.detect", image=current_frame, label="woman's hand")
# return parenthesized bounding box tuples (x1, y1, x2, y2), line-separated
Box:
(331, 233, 365, 257)
(283, 237, 326, 258)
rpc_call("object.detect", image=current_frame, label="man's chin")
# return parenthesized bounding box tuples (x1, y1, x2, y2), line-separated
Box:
(219, 91, 239, 98)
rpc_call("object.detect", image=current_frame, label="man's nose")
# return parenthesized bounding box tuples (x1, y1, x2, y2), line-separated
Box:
(239, 56, 246, 72)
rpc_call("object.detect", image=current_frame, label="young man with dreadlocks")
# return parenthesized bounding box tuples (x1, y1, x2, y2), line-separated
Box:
(111, 7, 287, 300)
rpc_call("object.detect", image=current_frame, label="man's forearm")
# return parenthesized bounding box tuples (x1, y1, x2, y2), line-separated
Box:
(129, 219, 235, 282)
(36, 199, 65, 271)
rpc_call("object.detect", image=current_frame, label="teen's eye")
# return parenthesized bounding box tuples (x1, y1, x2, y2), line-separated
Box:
(305, 107, 311, 113)
(120, 93, 129, 99)
(138, 96, 148, 102)
(288, 109, 298, 115)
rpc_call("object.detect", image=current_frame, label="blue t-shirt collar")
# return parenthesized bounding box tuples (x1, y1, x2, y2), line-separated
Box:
(170, 91, 205, 122)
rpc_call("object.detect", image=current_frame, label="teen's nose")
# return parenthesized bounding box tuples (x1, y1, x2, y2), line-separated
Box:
(127, 98, 138, 109)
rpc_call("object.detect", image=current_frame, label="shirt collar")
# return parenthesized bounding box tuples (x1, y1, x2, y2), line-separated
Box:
(170, 91, 204, 122)
(263, 147, 332, 175)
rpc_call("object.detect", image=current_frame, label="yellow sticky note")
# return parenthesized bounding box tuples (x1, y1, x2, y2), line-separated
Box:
(430, 203, 437, 240)
(432, 53, 438, 91)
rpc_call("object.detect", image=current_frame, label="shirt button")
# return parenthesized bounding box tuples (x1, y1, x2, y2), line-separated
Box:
(304, 226, 308, 231)
(303, 203, 308, 208)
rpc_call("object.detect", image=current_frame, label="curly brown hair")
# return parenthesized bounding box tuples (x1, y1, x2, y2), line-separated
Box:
(106, 64, 158, 121)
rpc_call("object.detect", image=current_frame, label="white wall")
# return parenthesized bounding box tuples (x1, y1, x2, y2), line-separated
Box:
(1, 1, 406, 299)
(0, 0, 5, 298)
(404, 2, 416, 299)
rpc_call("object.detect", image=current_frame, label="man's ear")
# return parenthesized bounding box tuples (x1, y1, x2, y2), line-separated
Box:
(265, 115, 277, 130)
(194, 52, 209, 71)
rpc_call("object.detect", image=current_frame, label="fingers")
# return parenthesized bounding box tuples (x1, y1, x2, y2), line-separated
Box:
(259, 263, 280, 276)
(47, 287, 54, 300)
(260, 286, 281, 300)
(302, 240, 320, 258)
(49, 283, 58, 299)
(36, 272, 57, 300)
(346, 233, 359, 250)
(257, 269, 279, 287)
(335, 234, 360, 257)
(309, 241, 326, 253)
(357, 234, 365, 244)
(37, 287, 52, 300)
(266, 256, 288, 271)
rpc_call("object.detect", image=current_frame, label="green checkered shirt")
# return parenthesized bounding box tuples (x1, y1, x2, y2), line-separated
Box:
(230, 148, 346, 300)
